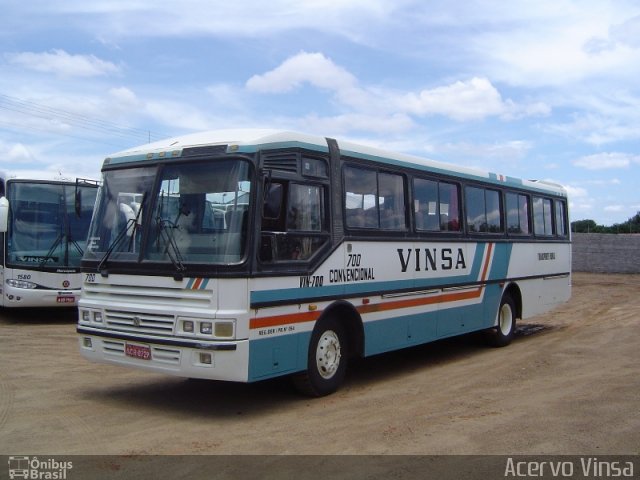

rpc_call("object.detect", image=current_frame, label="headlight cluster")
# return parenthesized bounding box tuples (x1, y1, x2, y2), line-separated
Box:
(80, 309, 103, 324)
(6, 279, 38, 289)
(178, 317, 235, 339)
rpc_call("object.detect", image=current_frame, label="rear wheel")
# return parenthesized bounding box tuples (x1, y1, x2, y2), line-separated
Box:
(292, 317, 347, 397)
(486, 294, 516, 347)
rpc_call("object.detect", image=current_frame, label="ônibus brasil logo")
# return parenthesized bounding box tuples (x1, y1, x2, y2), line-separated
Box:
(8, 456, 73, 479)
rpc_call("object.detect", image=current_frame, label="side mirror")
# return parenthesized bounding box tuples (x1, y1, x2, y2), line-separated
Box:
(0, 197, 9, 233)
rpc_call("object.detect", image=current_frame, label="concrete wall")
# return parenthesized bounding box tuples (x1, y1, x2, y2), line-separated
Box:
(572, 233, 640, 273)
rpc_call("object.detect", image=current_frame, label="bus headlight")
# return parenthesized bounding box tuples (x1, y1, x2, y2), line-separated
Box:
(6, 279, 37, 289)
(177, 317, 235, 339)
(214, 321, 234, 338)
(80, 309, 103, 324)
(183, 320, 194, 333)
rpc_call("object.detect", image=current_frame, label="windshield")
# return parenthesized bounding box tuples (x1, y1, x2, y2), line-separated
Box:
(85, 159, 252, 268)
(6, 181, 98, 270)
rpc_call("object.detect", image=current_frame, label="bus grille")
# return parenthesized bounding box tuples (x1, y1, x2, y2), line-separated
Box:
(104, 309, 176, 335)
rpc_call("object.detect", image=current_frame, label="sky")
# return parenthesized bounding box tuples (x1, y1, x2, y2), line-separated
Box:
(1, 0, 640, 225)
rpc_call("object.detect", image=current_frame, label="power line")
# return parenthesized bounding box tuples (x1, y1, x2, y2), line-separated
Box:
(0, 119, 139, 150)
(0, 93, 168, 146)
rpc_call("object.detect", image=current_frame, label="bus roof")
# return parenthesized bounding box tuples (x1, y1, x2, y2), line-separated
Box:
(106, 129, 567, 197)
(0, 170, 89, 184)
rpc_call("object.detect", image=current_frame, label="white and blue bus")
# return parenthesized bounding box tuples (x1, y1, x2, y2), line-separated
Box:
(0, 173, 99, 307)
(77, 130, 570, 395)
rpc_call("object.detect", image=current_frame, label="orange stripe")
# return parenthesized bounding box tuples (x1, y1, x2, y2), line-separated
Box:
(249, 243, 494, 330)
(356, 287, 482, 315)
(192, 278, 203, 290)
(480, 243, 494, 282)
(250, 310, 321, 329)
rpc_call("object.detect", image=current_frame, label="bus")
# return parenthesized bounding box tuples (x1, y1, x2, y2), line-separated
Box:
(0, 173, 99, 307)
(77, 130, 570, 396)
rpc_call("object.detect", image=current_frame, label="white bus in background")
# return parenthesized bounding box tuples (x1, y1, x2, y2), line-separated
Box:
(0, 173, 99, 307)
(77, 130, 570, 396)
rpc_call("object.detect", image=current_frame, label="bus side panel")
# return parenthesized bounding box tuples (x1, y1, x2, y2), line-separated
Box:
(363, 302, 488, 357)
(248, 331, 312, 381)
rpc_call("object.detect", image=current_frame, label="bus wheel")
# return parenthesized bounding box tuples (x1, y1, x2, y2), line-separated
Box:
(486, 294, 516, 347)
(292, 318, 347, 397)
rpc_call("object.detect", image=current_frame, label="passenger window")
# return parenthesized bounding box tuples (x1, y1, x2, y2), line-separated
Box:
(379, 172, 407, 230)
(533, 196, 553, 236)
(506, 192, 530, 235)
(555, 200, 567, 237)
(344, 165, 407, 231)
(414, 178, 460, 232)
(465, 186, 503, 233)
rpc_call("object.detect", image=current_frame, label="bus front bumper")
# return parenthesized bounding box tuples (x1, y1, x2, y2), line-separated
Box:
(3, 285, 79, 307)
(77, 326, 249, 382)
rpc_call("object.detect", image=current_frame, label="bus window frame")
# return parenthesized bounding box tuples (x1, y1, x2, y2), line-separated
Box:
(411, 175, 462, 234)
(504, 190, 533, 238)
(463, 184, 505, 236)
(342, 162, 409, 234)
(257, 176, 332, 269)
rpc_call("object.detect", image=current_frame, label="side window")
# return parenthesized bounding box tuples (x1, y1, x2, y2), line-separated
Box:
(505, 192, 530, 235)
(345, 166, 378, 228)
(533, 196, 553, 236)
(555, 200, 567, 237)
(344, 165, 407, 231)
(379, 172, 407, 230)
(260, 181, 328, 263)
(414, 178, 460, 232)
(287, 184, 322, 232)
(465, 186, 503, 233)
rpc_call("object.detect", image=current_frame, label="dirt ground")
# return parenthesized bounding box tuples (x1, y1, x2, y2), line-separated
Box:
(0, 272, 638, 458)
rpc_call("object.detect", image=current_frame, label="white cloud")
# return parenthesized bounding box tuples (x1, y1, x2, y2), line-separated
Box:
(471, 3, 640, 87)
(573, 152, 640, 170)
(5, 49, 120, 77)
(108, 87, 140, 106)
(438, 140, 532, 160)
(604, 204, 625, 212)
(404, 78, 550, 121)
(0, 142, 35, 164)
(404, 78, 503, 121)
(246, 52, 356, 93)
(248, 54, 548, 124)
(300, 112, 415, 135)
(564, 185, 589, 199)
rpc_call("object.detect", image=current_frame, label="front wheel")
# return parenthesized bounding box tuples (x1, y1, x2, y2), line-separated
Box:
(292, 317, 348, 397)
(486, 294, 516, 347)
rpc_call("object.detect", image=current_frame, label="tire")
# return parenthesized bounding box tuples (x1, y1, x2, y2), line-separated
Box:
(292, 317, 348, 397)
(486, 294, 516, 347)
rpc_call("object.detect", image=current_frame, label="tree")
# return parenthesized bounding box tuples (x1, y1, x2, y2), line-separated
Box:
(571, 219, 598, 233)
(572, 212, 640, 233)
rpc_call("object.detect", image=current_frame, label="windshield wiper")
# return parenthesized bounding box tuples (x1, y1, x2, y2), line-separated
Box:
(97, 194, 146, 276)
(155, 204, 189, 280)
(39, 231, 84, 270)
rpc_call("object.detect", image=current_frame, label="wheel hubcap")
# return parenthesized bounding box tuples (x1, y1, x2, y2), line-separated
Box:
(316, 330, 341, 379)
(499, 303, 513, 336)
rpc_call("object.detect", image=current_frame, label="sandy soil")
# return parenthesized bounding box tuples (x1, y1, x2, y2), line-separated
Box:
(0, 272, 638, 458)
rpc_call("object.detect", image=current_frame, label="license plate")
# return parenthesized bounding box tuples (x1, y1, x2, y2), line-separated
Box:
(56, 296, 75, 304)
(125, 343, 152, 360)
